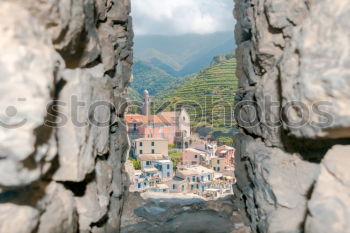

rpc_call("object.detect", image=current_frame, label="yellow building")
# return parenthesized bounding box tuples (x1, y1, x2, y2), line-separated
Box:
(134, 137, 168, 158)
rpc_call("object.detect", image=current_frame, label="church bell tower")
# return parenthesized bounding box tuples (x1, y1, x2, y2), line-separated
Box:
(142, 90, 151, 116)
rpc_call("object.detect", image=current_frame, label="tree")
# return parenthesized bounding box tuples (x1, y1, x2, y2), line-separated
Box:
(168, 150, 183, 170)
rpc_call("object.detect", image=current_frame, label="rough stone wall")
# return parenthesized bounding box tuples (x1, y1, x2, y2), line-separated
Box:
(121, 192, 250, 233)
(0, 1, 133, 232)
(233, 0, 350, 232)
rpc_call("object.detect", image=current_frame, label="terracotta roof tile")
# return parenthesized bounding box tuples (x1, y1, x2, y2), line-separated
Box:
(125, 114, 176, 124)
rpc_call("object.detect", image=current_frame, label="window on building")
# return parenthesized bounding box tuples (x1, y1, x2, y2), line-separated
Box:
(138, 183, 141, 188)
(196, 184, 199, 189)
(213, 167, 216, 171)
(139, 142, 142, 146)
(194, 154, 198, 159)
(146, 161, 150, 165)
(144, 182, 147, 186)
(187, 177, 190, 182)
(163, 189, 167, 192)
(133, 123, 137, 131)
(191, 184, 194, 190)
(201, 176, 204, 181)
(151, 149, 155, 154)
(151, 141, 155, 146)
(192, 176, 195, 182)
(218, 167, 220, 172)
(167, 172, 170, 177)
(182, 185, 184, 192)
(167, 164, 170, 169)
(173, 184, 176, 190)
(183, 116, 185, 121)
(208, 175, 211, 180)
(217, 160, 220, 164)
(140, 150, 143, 154)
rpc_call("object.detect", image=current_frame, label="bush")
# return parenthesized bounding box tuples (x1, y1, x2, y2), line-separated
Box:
(218, 136, 234, 146)
(129, 158, 141, 170)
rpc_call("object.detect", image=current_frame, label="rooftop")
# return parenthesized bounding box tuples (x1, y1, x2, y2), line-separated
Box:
(158, 112, 177, 118)
(177, 165, 214, 176)
(125, 114, 176, 124)
(138, 154, 167, 161)
(135, 137, 168, 142)
(156, 159, 172, 163)
(217, 145, 235, 151)
(184, 148, 206, 154)
(192, 140, 217, 145)
(142, 167, 159, 173)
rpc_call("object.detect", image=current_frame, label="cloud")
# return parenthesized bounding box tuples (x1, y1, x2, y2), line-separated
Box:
(131, 0, 235, 35)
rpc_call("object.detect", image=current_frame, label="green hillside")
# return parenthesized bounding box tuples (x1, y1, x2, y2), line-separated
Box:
(127, 87, 142, 102)
(153, 58, 238, 129)
(131, 60, 182, 96)
(126, 88, 142, 114)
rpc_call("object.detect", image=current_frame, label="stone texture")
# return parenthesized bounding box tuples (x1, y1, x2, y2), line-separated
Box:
(305, 146, 350, 233)
(234, 133, 319, 233)
(0, 2, 58, 187)
(234, 0, 350, 232)
(279, 0, 350, 139)
(0, 204, 40, 233)
(53, 66, 112, 182)
(121, 192, 250, 233)
(37, 183, 78, 233)
(0, 0, 133, 232)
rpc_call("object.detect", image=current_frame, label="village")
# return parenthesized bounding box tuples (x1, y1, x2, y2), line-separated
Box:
(125, 90, 236, 200)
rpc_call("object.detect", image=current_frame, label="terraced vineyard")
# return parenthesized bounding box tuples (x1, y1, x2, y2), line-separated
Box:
(154, 58, 238, 129)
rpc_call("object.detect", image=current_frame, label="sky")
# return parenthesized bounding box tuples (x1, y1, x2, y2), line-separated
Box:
(131, 0, 235, 35)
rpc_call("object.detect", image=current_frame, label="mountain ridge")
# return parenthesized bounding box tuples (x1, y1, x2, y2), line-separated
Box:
(134, 31, 236, 77)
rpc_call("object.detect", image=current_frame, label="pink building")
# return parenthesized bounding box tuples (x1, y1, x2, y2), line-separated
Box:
(215, 145, 235, 167)
(126, 90, 191, 148)
(182, 148, 206, 166)
(125, 114, 177, 144)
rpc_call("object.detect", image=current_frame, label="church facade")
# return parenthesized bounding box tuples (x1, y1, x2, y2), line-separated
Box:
(125, 90, 191, 149)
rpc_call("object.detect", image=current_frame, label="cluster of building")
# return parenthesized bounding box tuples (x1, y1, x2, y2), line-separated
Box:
(183, 142, 235, 177)
(126, 90, 236, 199)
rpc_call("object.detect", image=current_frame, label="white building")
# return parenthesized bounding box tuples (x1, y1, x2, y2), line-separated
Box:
(138, 154, 174, 180)
(175, 165, 215, 194)
(133, 171, 150, 192)
(153, 159, 173, 179)
(148, 184, 170, 193)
